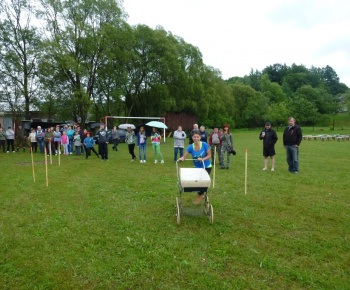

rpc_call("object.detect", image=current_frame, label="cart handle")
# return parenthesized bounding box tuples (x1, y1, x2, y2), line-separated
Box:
(176, 159, 205, 181)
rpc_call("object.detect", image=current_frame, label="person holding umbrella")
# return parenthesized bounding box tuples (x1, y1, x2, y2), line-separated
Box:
(151, 127, 164, 164)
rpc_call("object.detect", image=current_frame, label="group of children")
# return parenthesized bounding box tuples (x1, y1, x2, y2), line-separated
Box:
(26, 126, 99, 160)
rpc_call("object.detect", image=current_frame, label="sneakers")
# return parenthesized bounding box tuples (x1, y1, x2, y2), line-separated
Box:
(140, 160, 143, 163)
(262, 168, 267, 171)
(131, 159, 135, 162)
(294, 171, 298, 174)
(226, 167, 229, 170)
(161, 160, 164, 164)
(12, 151, 15, 153)
(143, 160, 146, 163)
(7, 151, 9, 153)
(154, 160, 158, 164)
(271, 169, 274, 172)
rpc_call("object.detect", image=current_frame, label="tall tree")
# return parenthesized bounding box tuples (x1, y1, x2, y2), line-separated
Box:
(0, 0, 40, 120)
(38, 0, 126, 125)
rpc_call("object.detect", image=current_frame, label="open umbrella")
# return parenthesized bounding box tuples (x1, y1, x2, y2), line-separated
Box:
(118, 124, 135, 130)
(146, 121, 168, 129)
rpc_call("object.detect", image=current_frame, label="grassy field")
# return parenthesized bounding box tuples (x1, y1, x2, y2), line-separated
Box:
(1, 127, 349, 289)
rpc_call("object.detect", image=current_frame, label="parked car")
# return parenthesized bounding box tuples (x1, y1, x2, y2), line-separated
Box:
(93, 129, 127, 143)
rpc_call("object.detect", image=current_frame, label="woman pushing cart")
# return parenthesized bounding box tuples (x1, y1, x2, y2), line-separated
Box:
(177, 130, 214, 224)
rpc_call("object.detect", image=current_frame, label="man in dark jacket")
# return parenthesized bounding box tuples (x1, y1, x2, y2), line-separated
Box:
(259, 122, 278, 171)
(96, 124, 109, 161)
(15, 124, 27, 152)
(283, 117, 302, 174)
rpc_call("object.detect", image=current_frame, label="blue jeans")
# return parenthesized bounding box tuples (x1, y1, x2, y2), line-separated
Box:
(38, 140, 45, 153)
(68, 139, 73, 153)
(139, 143, 146, 160)
(286, 145, 299, 172)
(174, 147, 184, 161)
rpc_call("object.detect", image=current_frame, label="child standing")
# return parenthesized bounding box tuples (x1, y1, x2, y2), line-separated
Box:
(28, 128, 37, 153)
(83, 132, 99, 159)
(61, 131, 69, 155)
(151, 127, 164, 164)
(137, 126, 147, 163)
(73, 131, 82, 155)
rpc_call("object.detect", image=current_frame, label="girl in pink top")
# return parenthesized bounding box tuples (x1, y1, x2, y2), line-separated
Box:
(61, 131, 69, 155)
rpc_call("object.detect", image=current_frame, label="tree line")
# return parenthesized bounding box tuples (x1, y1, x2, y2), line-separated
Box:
(1, 0, 349, 129)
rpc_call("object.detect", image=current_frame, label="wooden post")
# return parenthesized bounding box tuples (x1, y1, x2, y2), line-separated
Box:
(213, 146, 216, 189)
(245, 148, 248, 195)
(58, 142, 61, 166)
(49, 139, 52, 164)
(45, 148, 48, 187)
(31, 147, 35, 182)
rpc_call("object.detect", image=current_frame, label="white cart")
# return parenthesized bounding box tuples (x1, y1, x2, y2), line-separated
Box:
(175, 159, 214, 225)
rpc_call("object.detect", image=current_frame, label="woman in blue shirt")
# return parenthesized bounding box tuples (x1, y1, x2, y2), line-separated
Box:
(179, 130, 212, 203)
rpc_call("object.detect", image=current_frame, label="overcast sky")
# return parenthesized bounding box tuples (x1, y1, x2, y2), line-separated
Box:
(123, 0, 350, 86)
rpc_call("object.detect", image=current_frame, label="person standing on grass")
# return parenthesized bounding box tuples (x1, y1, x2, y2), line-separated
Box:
(28, 128, 37, 152)
(83, 132, 99, 159)
(220, 124, 234, 170)
(126, 126, 137, 162)
(151, 127, 164, 164)
(173, 126, 186, 161)
(75, 125, 84, 154)
(283, 117, 302, 174)
(6, 127, 15, 153)
(81, 129, 88, 153)
(0, 127, 6, 153)
(189, 124, 199, 144)
(96, 124, 109, 161)
(66, 126, 74, 154)
(36, 126, 45, 153)
(111, 126, 120, 151)
(137, 126, 147, 163)
(53, 125, 62, 155)
(73, 131, 82, 155)
(199, 125, 208, 143)
(44, 127, 54, 156)
(179, 130, 212, 204)
(259, 122, 278, 171)
(61, 130, 69, 155)
(209, 125, 222, 165)
(15, 124, 27, 152)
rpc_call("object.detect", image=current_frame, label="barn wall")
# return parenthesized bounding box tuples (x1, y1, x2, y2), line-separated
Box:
(164, 112, 198, 131)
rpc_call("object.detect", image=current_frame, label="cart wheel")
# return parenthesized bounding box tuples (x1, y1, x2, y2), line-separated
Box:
(204, 195, 210, 214)
(208, 204, 214, 224)
(176, 197, 181, 225)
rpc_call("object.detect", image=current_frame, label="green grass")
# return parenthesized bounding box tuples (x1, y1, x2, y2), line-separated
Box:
(1, 128, 349, 288)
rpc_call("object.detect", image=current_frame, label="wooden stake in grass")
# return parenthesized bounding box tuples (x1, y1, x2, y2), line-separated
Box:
(31, 146, 35, 182)
(213, 146, 216, 189)
(58, 142, 61, 166)
(45, 147, 49, 187)
(245, 148, 248, 195)
(49, 139, 52, 164)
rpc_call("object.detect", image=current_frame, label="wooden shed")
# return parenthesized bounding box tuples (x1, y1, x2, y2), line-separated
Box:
(164, 112, 198, 131)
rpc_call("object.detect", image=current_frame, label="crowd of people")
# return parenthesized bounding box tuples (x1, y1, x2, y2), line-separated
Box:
(1, 117, 302, 174)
